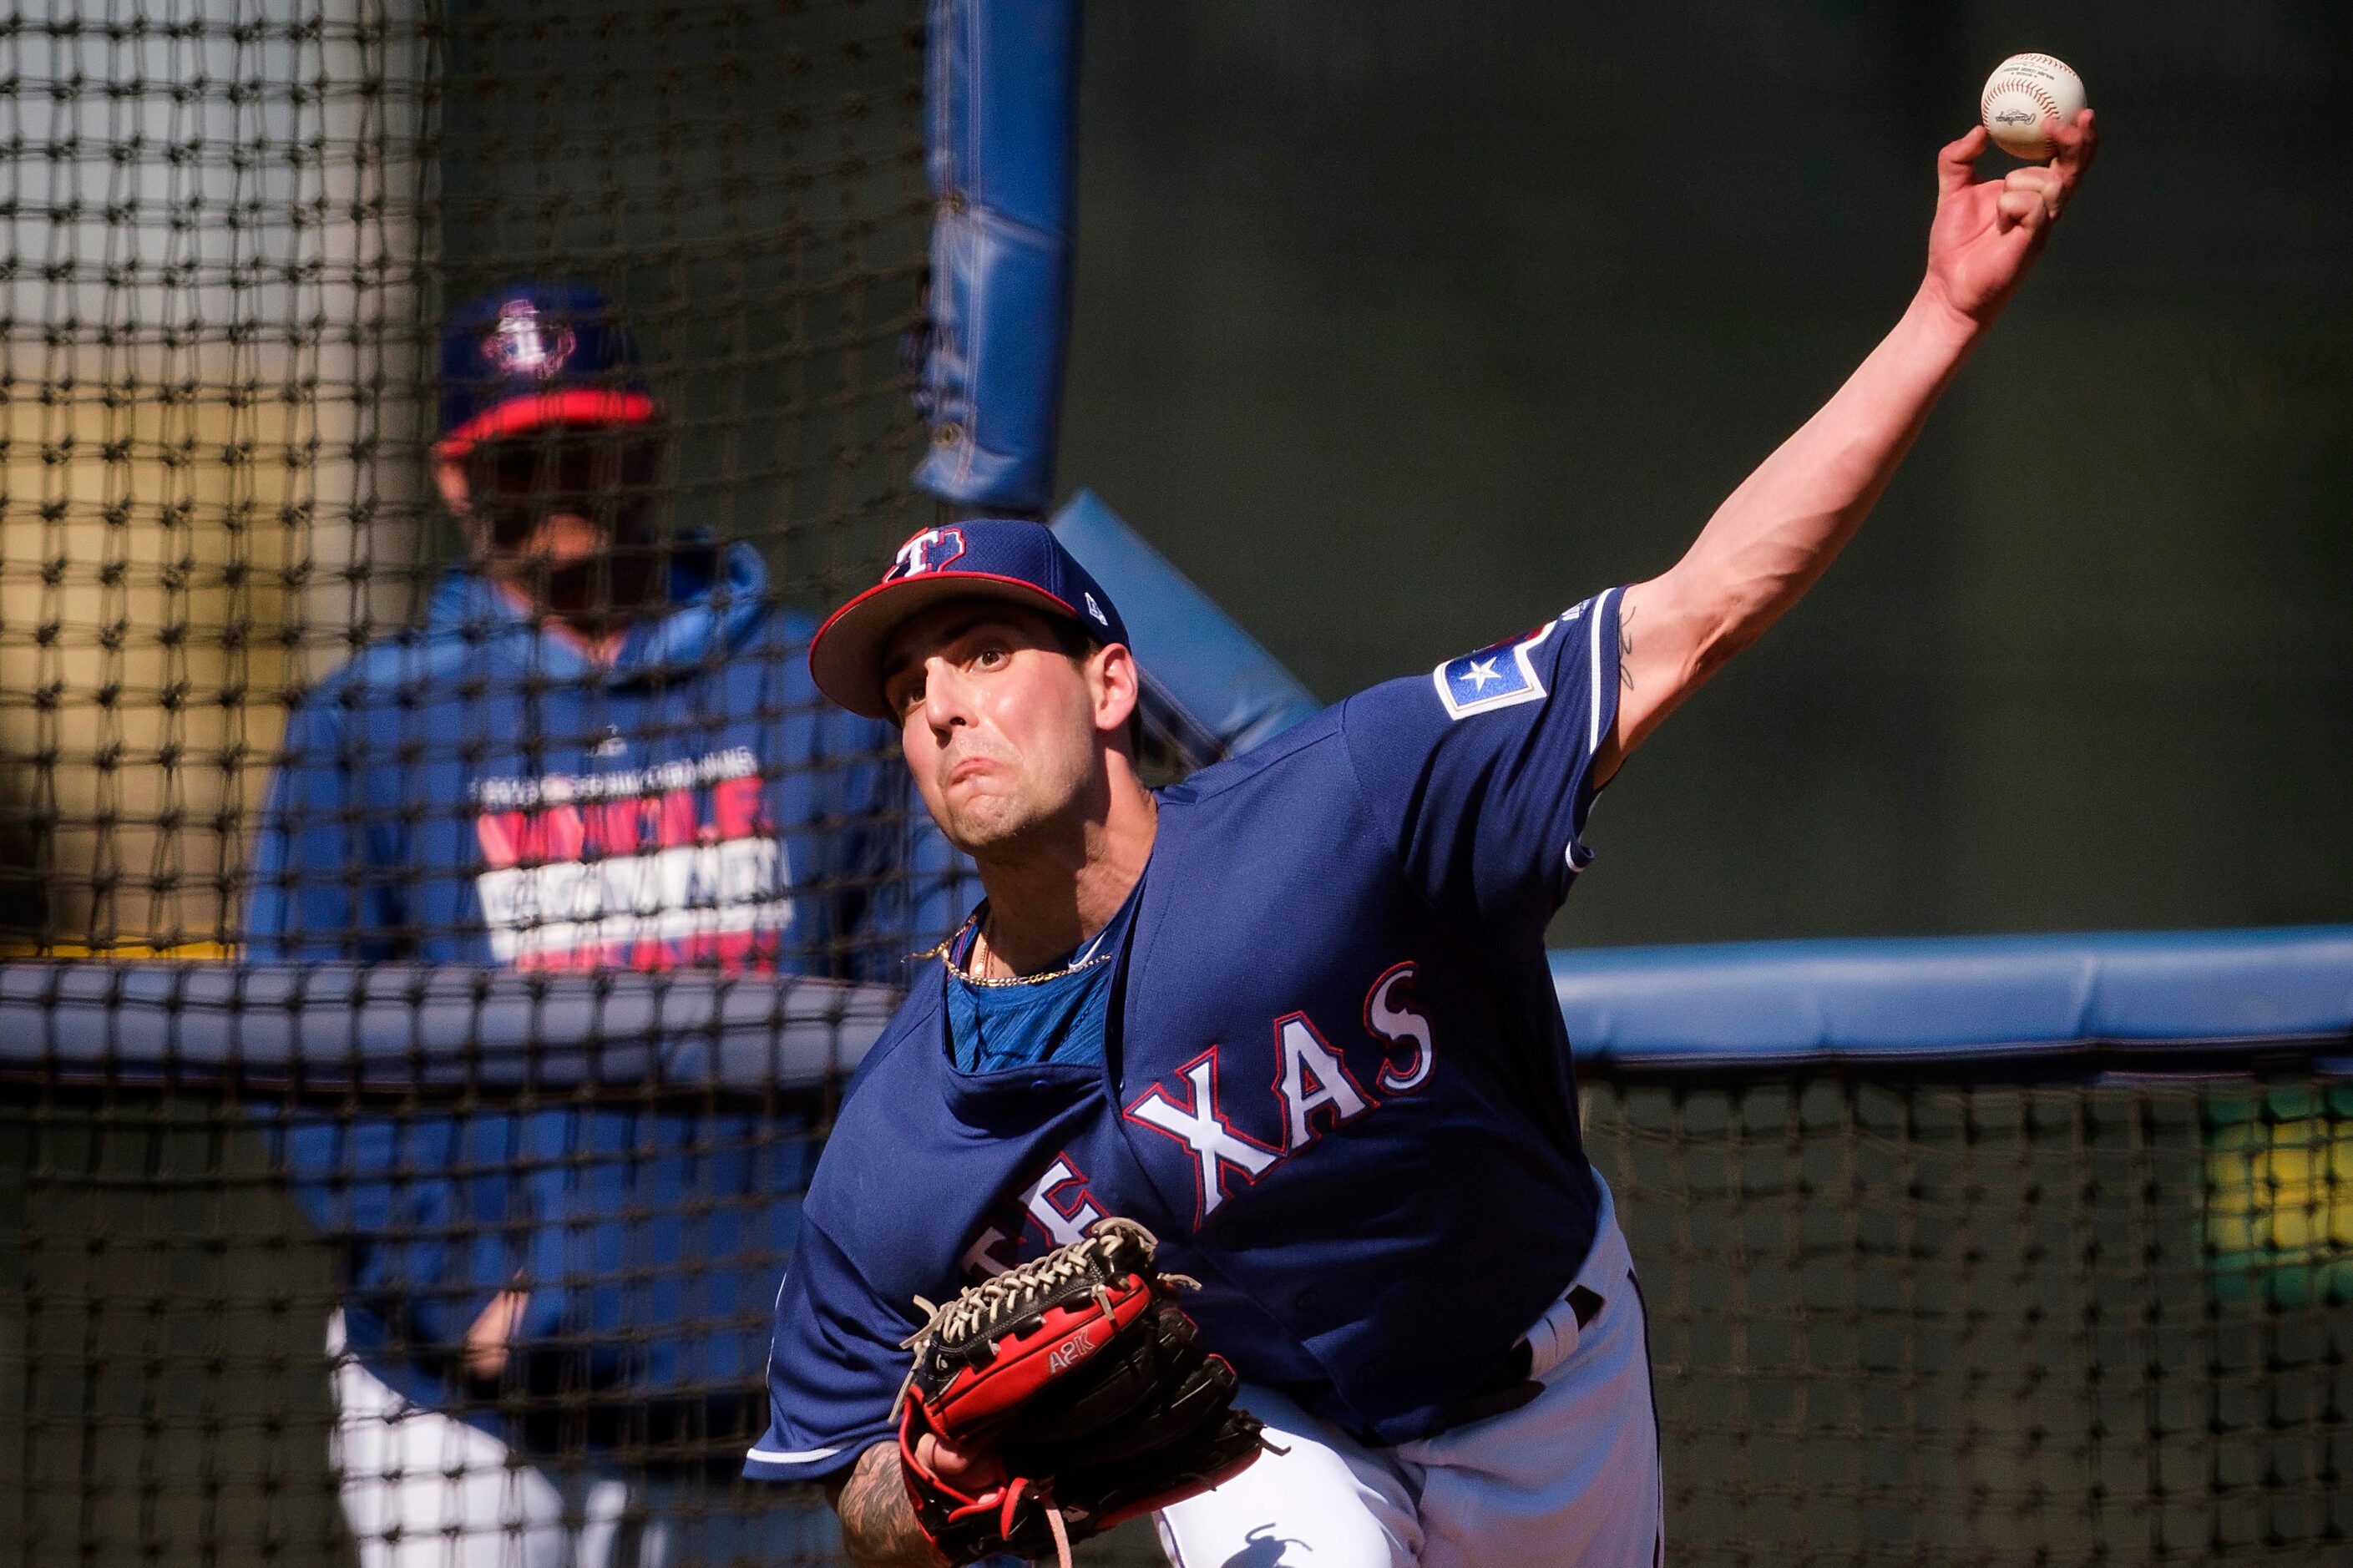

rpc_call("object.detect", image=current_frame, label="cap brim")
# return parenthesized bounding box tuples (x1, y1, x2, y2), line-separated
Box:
(808, 571, 1089, 720)
(435, 391, 660, 458)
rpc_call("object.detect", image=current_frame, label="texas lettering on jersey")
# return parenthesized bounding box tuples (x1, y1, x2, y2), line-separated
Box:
(959, 959, 1439, 1281)
(471, 746, 792, 972)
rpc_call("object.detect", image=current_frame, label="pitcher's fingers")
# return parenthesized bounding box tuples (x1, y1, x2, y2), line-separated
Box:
(2047, 109, 2097, 190)
(1938, 126, 1990, 193)
(1996, 188, 2048, 230)
(2004, 166, 2064, 220)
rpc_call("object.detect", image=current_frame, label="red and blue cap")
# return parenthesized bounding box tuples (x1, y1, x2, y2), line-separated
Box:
(434, 282, 659, 458)
(809, 519, 1131, 719)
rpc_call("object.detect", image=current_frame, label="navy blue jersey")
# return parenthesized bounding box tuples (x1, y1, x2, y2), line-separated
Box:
(747, 589, 1624, 1478)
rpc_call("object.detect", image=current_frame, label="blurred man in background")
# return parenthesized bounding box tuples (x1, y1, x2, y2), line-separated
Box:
(245, 282, 959, 1567)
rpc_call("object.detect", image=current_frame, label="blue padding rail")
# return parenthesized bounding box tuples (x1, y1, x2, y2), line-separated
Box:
(1555, 926, 2353, 1079)
(0, 964, 896, 1097)
(1, 928, 2345, 1097)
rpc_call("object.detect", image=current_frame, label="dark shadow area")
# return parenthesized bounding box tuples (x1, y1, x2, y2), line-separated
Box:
(1060, 2, 2353, 946)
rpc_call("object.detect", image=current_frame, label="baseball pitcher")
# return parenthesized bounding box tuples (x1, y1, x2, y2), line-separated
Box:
(747, 116, 2097, 1566)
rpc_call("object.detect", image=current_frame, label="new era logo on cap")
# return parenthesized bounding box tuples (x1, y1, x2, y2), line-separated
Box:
(807, 518, 1133, 720)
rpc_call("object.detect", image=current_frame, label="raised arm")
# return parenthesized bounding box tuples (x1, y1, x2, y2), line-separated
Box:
(1599, 114, 2097, 781)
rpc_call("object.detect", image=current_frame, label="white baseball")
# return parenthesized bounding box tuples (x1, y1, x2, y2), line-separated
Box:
(1980, 53, 2086, 159)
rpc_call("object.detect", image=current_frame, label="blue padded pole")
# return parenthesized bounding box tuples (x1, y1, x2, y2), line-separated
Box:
(913, 0, 1082, 514)
(1554, 926, 2353, 1076)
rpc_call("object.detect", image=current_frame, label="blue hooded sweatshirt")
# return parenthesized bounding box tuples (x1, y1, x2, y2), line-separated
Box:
(245, 541, 963, 1440)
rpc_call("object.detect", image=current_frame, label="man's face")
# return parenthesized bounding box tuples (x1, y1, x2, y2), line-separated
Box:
(881, 602, 1111, 855)
(438, 427, 665, 620)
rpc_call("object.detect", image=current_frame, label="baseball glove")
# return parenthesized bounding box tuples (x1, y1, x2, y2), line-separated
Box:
(893, 1216, 1268, 1566)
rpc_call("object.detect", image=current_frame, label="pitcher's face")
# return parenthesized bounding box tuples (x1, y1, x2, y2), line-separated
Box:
(882, 602, 1111, 854)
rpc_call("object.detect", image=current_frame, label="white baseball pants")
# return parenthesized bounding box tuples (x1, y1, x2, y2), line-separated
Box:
(1155, 1174, 1663, 1568)
(327, 1313, 670, 1568)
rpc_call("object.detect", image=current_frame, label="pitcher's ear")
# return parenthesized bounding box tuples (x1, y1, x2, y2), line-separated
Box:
(1090, 641, 1142, 739)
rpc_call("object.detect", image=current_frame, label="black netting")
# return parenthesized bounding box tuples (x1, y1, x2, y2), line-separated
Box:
(2, 0, 931, 962)
(1581, 1075, 2351, 1565)
(9, 1056, 2347, 1565)
(3, 1, 934, 1562)
(3, 7, 2348, 1568)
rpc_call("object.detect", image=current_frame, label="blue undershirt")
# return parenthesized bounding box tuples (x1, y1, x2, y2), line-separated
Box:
(943, 883, 1141, 1075)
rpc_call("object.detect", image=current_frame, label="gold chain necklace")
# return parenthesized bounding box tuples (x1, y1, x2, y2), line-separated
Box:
(918, 908, 1117, 989)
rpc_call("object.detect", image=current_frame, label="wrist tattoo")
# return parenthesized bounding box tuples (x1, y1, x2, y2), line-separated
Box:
(832, 1444, 934, 1568)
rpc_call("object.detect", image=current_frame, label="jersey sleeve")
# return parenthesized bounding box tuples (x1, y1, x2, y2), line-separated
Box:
(744, 1209, 911, 1484)
(1338, 587, 1624, 937)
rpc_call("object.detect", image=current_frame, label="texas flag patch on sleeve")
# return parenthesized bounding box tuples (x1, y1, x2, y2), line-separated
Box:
(1432, 618, 1557, 720)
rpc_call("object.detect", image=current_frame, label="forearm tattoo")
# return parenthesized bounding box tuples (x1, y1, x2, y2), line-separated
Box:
(830, 1443, 937, 1568)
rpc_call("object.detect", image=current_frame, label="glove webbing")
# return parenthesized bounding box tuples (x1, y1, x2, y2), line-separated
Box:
(892, 1216, 1197, 1420)
(895, 1217, 1203, 1567)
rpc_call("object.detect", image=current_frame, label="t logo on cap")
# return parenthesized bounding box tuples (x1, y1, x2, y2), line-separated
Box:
(888, 527, 969, 582)
(807, 517, 1131, 721)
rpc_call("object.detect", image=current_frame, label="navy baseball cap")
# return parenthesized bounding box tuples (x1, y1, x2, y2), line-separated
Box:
(809, 519, 1131, 719)
(435, 283, 658, 458)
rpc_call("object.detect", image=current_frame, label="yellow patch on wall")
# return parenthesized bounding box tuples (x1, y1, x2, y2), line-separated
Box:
(1, 358, 423, 949)
(2201, 1085, 2353, 1306)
